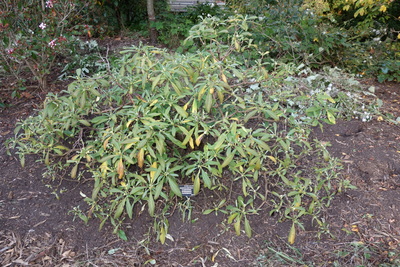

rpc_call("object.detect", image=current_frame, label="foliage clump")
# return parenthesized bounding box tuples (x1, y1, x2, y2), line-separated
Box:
(0, 0, 104, 94)
(9, 15, 381, 243)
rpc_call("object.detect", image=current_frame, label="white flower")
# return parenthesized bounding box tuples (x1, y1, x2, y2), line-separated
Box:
(39, 22, 47, 30)
(45, 0, 53, 8)
(48, 39, 57, 48)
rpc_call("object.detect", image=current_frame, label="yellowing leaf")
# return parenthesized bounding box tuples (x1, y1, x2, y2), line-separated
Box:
(217, 91, 224, 103)
(117, 158, 124, 179)
(160, 226, 166, 244)
(137, 148, 145, 168)
(379, 5, 387, 12)
(267, 155, 277, 163)
(103, 137, 111, 150)
(149, 99, 158, 106)
(100, 161, 108, 177)
(254, 158, 261, 170)
(198, 84, 208, 100)
(221, 73, 228, 84)
(192, 99, 198, 114)
(71, 164, 78, 179)
(189, 137, 194, 149)
(196, 133, 205, 146)
(326, 96, 336, 103)
(327, 111, 336, 124)
(211, 251, 219, 262)
(71, 154, 80, 161)
(288, 223, 296, 244)
(150, 162, 157, 182)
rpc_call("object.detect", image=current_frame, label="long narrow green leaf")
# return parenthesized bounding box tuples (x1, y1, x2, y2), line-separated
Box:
(244, 217, 252, 238)
(221, 151, 235, 168)
(213, 133, 226, 150)
(174, 105, 188, 118)
(152, 74, 162, 90)
(234, 218, 241, 236)
(265, 109, 280, 121)
(148, 193, 155, 217)
(194, 175, 200, 195)
(168, 178, 182, 197)
(114, 198, 126, 219)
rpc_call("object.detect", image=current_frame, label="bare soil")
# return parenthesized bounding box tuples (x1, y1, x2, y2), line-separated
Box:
(1, 40, 399, 266)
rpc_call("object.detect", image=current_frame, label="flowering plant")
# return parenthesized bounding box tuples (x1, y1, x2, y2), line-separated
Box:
(0, 0, 91, 90)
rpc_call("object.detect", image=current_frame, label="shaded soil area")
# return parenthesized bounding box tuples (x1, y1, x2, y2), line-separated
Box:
(1, 49, 400, 266)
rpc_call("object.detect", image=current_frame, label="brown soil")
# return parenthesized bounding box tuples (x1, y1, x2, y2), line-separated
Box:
(1, 40, 400, 266)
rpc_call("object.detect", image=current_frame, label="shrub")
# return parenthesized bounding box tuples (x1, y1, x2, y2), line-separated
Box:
(9, 15, 380, 243)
